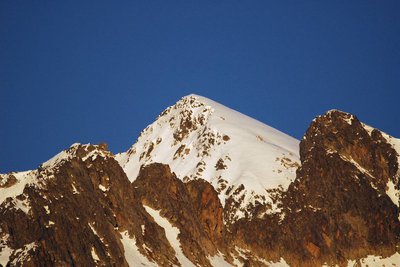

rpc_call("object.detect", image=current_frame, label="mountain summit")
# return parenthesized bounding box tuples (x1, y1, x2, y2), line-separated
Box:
(116, 94, 300, 222)
(1, 95, 399, 266)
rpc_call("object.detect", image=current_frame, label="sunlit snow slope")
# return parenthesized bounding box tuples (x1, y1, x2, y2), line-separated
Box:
(116, 94, 300, 221)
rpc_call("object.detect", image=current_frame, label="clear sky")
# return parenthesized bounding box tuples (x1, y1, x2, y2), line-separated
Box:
(1, 1, 399, 173)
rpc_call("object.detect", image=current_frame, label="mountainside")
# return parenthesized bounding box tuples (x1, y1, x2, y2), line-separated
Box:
(1, 95, 400, 266)
(116, 94, 300, 223)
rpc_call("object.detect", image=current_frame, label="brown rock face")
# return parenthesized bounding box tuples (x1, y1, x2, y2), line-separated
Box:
(299, 110, 398, 192)
(186, 179, 224, 243)
(280, 110, 400, 265)
(132, 163, 225, 267)
(0, 145, 179, 266)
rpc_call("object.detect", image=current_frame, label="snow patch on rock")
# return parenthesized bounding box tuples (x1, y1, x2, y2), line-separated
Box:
(91, 246, 100, 262)
(0, 235, 12, 266)
(120, 230, 155, 266)
(144, 205, 195, 267)
(207, 252, 233, 267)
(347, 252, 400, 266)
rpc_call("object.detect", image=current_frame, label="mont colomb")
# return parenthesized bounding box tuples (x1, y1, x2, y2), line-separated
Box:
(1, 94, 399, 267)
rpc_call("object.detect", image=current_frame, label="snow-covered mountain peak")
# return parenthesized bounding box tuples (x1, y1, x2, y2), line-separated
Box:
(117, 94, 300, 221)
(2, 100, 400, 266)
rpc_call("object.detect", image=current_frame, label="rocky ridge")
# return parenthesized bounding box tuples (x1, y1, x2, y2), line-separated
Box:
(1, 95, 399, 266)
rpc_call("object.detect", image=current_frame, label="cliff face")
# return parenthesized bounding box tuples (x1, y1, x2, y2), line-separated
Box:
(281, 110, 400, 265)
(132, 163, 226, 267)
(0, 144, 180, 266)
(1, 98, 399, 266)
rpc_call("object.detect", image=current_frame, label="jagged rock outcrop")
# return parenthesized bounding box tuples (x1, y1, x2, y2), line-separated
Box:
(280, 110, 400, 265)
(132, 163, 224, 267)
(0, 145, 186, 266)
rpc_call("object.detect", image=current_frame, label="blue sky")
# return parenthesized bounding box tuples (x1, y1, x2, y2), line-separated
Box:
(1, 1, 399, 173)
